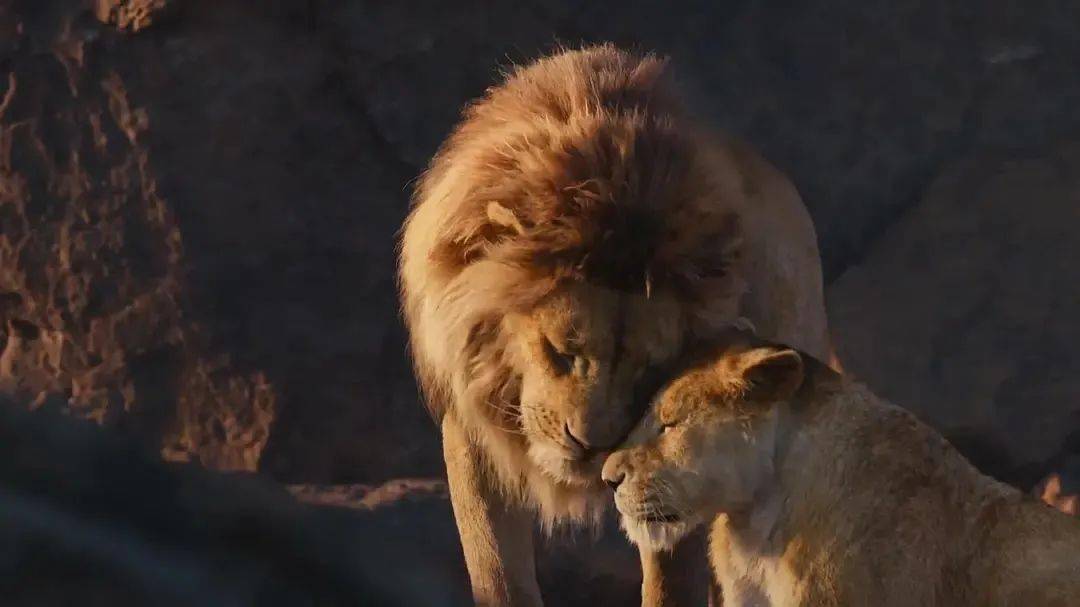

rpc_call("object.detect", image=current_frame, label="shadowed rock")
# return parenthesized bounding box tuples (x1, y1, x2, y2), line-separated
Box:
(0, 401, 467, 606)
(830, 145, 1080, 490)
(5, 0, 1080, 486)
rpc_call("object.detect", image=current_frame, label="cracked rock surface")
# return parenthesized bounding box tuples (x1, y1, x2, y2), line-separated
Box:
(93, 0, 177, 32)
(2, 0, 1079, 492)
(3, 2, 1080, 604)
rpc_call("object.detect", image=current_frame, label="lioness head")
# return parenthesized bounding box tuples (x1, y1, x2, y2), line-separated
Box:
(602, 330, 805, 550)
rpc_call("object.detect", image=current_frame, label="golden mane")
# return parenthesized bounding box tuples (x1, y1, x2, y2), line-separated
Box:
(397, 43, 833, 603)
(400, 42, 741, 412)
(398, 44, 752, 525)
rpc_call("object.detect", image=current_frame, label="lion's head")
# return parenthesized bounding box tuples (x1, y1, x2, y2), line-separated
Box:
(602, 330, 807, 550)
(399, 44, 749, 522)
(502, 283, 687, 487)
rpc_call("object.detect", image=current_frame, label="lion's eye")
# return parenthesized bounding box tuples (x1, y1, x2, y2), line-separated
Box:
(660, 421, 677, 434)
(542, 337, 575, 376)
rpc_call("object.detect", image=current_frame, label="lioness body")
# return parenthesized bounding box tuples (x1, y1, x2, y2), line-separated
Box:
(399, 45, 831, 605)
(605, 332, 1080, 606)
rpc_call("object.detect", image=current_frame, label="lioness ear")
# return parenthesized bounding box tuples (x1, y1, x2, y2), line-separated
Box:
(486, 202, 527, 235)
(739, 348, 804, 404)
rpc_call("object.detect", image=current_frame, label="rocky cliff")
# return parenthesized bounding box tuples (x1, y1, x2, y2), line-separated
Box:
(2, 1, 1079, 605)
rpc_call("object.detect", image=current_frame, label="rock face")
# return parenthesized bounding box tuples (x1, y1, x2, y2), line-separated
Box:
(829, 146, 1080, 489)
(4, 2, 1079, 604)
(0, 1, 424, 481)
(0, 399, 649, 606)
(0, 401, 436, 606)
(3, 0, 1080, 490)
(0, 5, 276, 471)
(93, 0, 177, 32)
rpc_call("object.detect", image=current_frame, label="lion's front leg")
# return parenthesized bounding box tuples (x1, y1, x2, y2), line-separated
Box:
(443, 414, 543, 607)
(639, 526, 716, 606)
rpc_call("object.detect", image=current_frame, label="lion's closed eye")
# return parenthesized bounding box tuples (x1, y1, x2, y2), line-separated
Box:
(542, 337, 575, 376)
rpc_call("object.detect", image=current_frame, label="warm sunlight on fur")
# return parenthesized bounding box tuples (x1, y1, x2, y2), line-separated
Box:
(398, 43, 833, 605)
(605, 330, 792, 552)
(399, 44, 832, 525)
(604, 328, 1080, 606)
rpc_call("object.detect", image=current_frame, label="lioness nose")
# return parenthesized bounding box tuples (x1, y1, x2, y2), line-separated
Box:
(601, 454, 627, 490)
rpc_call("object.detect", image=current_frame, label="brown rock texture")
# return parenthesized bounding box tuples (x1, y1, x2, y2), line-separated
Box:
(829, 145, 1080, 489)
(4, 1, 1078, 604)
(93, 0, 176, 32)
(0, 4, 276, 471)
(3, 0, 1080, 490)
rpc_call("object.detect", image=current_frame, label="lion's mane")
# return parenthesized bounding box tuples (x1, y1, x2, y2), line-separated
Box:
(398, 44, 746, 525)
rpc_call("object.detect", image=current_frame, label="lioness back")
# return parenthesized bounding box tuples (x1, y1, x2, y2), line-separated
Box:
(604, 329, 1080, 606)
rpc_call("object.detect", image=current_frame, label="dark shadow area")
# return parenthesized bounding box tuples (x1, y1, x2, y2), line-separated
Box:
(0, 399, 467, 606)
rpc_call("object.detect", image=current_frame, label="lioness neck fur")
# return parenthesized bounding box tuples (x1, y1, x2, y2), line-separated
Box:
(604, 330, 1080, 606)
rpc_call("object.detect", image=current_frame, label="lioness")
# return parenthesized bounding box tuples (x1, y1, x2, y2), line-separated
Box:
(603, 329, 1080, 606)
(399, 44, 834, 605)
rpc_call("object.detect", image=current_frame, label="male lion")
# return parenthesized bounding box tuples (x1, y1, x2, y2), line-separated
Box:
(603, 329, 1080, 606)
(399, 44, 833, 606)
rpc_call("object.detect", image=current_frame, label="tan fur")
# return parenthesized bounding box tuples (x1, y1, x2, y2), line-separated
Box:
(604, 330, 1080, 606)
(398, 44, 833, 605)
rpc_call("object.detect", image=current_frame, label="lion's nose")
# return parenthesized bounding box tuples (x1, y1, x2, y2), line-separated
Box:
(564, 422, 593, 455)
(566, 419, 623, 457)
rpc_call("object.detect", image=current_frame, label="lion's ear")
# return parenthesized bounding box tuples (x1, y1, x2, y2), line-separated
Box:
(738, 347, 803, 404)
(486, 202, 527, 236)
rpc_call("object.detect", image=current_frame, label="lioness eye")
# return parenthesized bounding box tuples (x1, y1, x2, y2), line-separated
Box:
(542, 337, 575, 376)
(660, 422, 677, 433)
